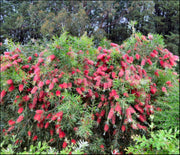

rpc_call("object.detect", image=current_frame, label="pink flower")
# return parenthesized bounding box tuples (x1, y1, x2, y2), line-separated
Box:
(135, 54, 140, 60)
(8, 85, 15, 92)
(62, 141, 67, 148)
(71, 139, 76, 144)
(56, 90, 61, 96)
(121, 125, 126, 132)
(98, 46, 102, 51)
(154, 70, 159, 77)
(104, 124, 109, 132)
(147, 59, 152, 65)
(59, 131, 66, 138)
(162, 87, 167, 93)
(46, 79, 50, 85)
(18, 107, 24, 114)
(50, 55, 56, 61)
(8, 120, 16, 126)
(28, 131, 31, 137)
(108, 108, 114, 119)
(1, 90, 6, 99)
(7, 79, 13, 85)
(150, 52, 156, 58)
(110, 43, 118, 47)
(49, 83, 54, 90)
(19, 84, 24, 92)
(38, 81, 44, 88)
(16, 115, 24, 123)
(33, 135, 38, 141)
(45, 122, 49, 129)
(31, 86, 38, 94)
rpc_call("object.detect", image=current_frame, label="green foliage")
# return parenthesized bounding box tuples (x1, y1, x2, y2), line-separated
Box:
(154, 78, 179, 130)
(125, 129, 179, 154)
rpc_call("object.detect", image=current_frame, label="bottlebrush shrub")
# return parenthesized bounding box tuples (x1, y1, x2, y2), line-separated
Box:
(0, 32, 179, 153)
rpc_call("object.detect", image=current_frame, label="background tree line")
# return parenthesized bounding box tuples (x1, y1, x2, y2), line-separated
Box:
(0, 0, 179, 55)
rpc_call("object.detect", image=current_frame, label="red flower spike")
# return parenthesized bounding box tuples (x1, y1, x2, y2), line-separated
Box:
(104, 124, 109, 132)
(135, 54, 140, 60)
(62, 141, 67, 148)
(8, 120, 16, 126)
(16, 115, 24, 123)
(71, 139, 76, 145)
(162, 87, 167, 93)
(45, 122, 49, 129)
(1, 90, 6, 99)
(121, 125, 126, 132)
(19, 84, 24, 92)
(8, 85, 15, 92)
(56, 90, 61, 96)
(31, 86, 38, 94)
(36, 110, 44, 114)
(49, 83, 54, 90)
(59, 131, 66, 138)
(7, 79, 13, 85)
(28, 131, 31, 137)
(33, 135, 38, 141)
(108, 108, 114, 119)
(18, 107, 24, 114)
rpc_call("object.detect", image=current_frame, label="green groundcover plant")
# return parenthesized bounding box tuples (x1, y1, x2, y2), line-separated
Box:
(0, 30, 179, 154)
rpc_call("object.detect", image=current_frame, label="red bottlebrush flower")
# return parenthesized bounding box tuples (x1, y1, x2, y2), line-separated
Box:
(59, 131, 66, 138)
(45, 122, 49, 129)
(7, 79, 13, 85)
(62, 141, 67, 148)
(123, 92, 129, 97)
(33, 135, 38, 141)
(50, 55, 56, 60)
(135, 54, 140, 60)
(112, 72, 116, 79)
(15, 139, 19, 144)
(38, 81, 44, 88)
(162, 87, 167, 92)
(150, 86, 157, 94)
(18, 107, 24, 114)
(31, 86, 38, 94)
(160, 60, 164, 67)
(34, 53, 38, 57)
(1, 90, 6, 99)
(121, 125, 126, 132)
(156, 107, 162, 111)
(46, 79, 50, 85)
(28, 131, 31, 137)
(148, 34, 153, 40)
(150, 52, 156, 58)
(166, 81, 171, 85)
(138, 115, 146, 122)
(71, 139, 76, 145)
(49, 83, 54, 90)
(98, 46, 102, 51)
(38, 58, 44, 63)
(50, 129, 54, 136)
(137, 124, 147, 130)
(115, 103, 122, 115)
(28, 56, 32, 61)
(104, 124, 109, 132)
(108, 108, 114, 119)
(100, 144, 104, 150)
(7, 126, 15, 132)
(8, 85, 15, 92)
(56, 90, 61, 96)
(49, 138, 54, 142)
(153, 50, 158, 55)
(76, 88, 82, 95)
(53, 78, 58, 83)
(147, 59, 152, 65)
(110, 43, 118, 47)
(154, 70, 159, 77)
(36, 110, 44, 114)
(16, 115, 24, 123)
(141, 59, 146, 66)
(19, 84, 24, 92)
(8, 120, 16, 126)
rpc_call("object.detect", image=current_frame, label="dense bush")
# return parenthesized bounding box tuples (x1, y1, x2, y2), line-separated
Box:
(0, 31, 179, 154)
